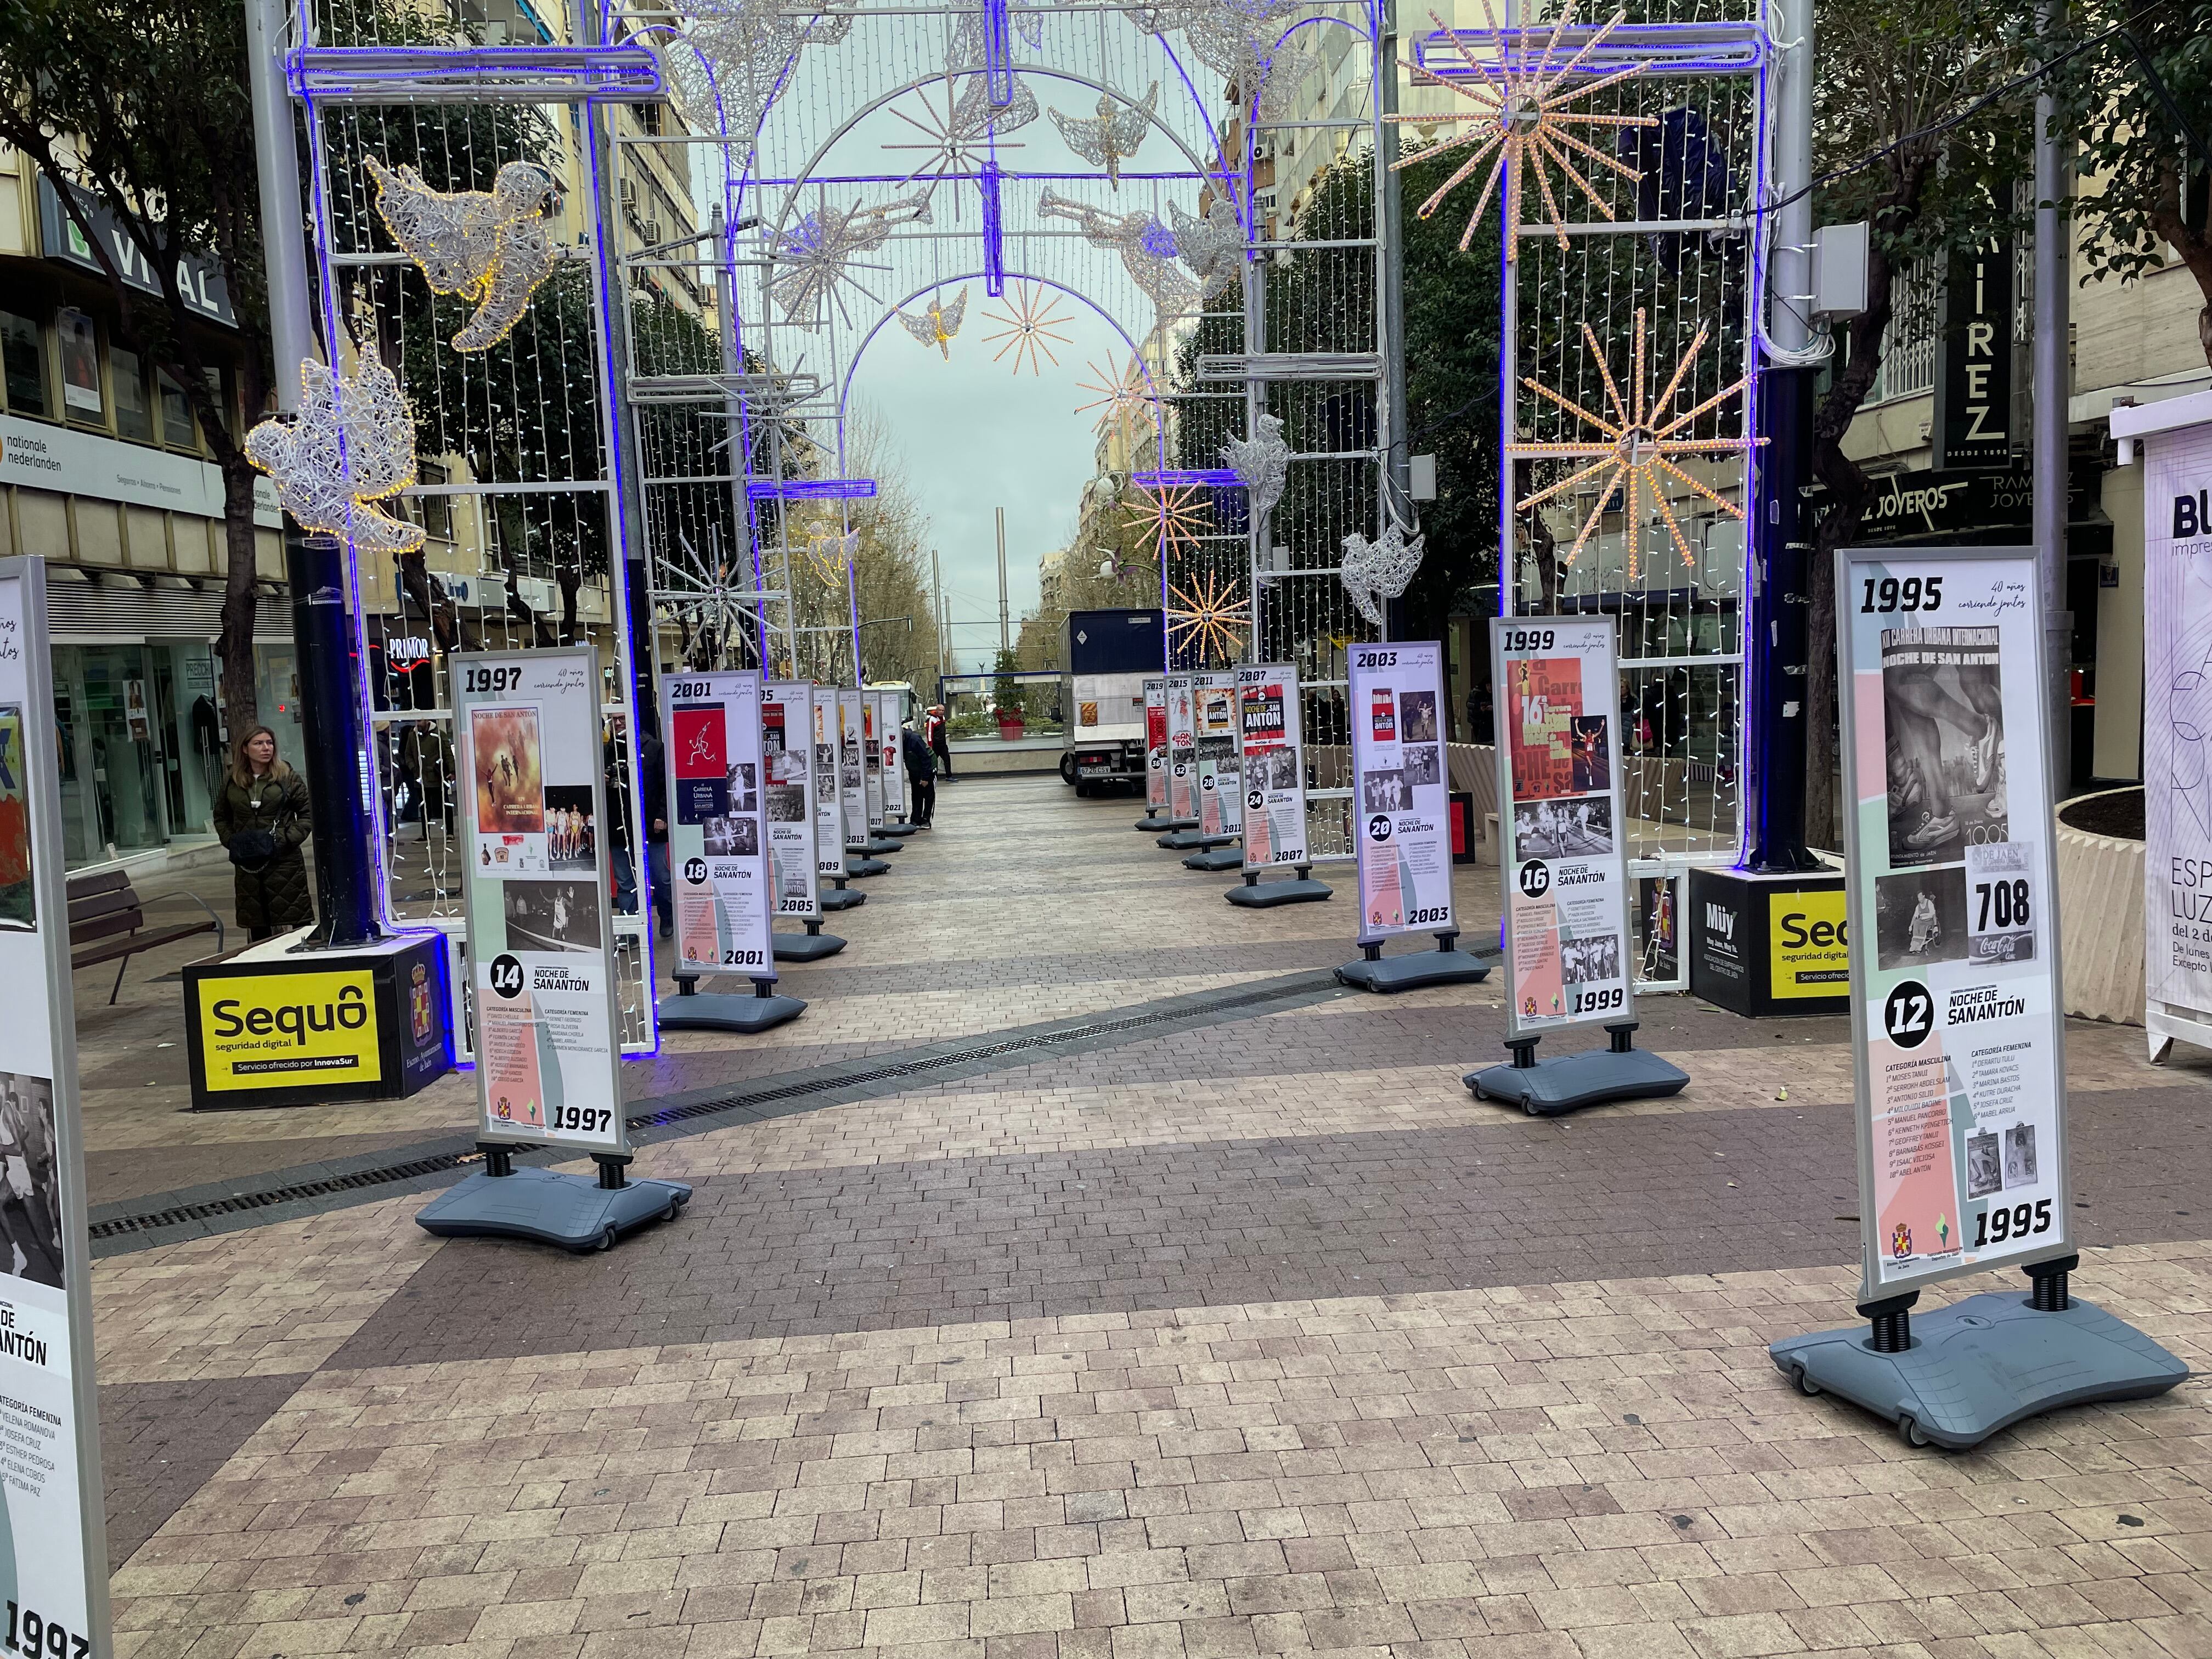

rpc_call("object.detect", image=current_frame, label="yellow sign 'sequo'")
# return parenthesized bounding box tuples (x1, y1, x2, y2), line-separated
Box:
(1771, 889, 1851, 998)
(195, 969, 382, 1090)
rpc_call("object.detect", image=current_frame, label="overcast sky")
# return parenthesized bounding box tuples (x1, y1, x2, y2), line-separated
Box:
(848, 290, 1130, 675)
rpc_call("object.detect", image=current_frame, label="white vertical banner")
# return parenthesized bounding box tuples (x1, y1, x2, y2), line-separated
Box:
(1837, 547, 2071, 1296)
(1348, 641, 1456, 942)
(1144, 676, 1169, 812)
(662, 670, 777, 984)
(455, 646, 625, 1152)
(1194, 671, 1244, 838)
(1492, 618, 1634, 1033)
(812, 687, 846, 879)
(837, 688, 868, 848)
(861, 693, 885, 828)
(876, 690, 907, 823)
(763, 680, 820, 922)
(0, 558, 108, 1657)
(1238, 663, 1308, 869)
(2143, 422, 2212, 1048)
(1166, 673, 1197, 822)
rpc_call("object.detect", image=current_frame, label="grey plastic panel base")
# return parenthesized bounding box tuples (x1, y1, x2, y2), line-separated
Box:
(862, 835, 902, 855)
(1467, 1047, 1689, 1115)
(1182, 846, 1244, 871)
(1224, 877, 1333, 907)
(846, 855, 890, 877)
(416, 1166, 691, 1252)
(1335, 950, 1492, 992)
(772, 930, 846, 962)
(656, 991, 808, 1032)
(880, 822, 919, 838)
(820, 886, 866, 911)
(1770, 1293, 2190, 1449)
(1160, 830, 1235, 851)
(1135, 813, 1173, 832)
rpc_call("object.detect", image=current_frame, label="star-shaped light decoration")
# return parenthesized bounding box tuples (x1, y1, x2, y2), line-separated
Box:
(1124, 479, 1211, 560)
(246, 356, 424, 555)
(1050, 83, 1158, 189)
(770, 193, 930, 329)
(982, 281, 1073, 376)
(1510, 308, 1757, 579)
(658, 525, 764, 656)
(1221, 412, 1290, 521)
(1166, 569, 1251, 666)
(881, 72, 1028, 198)
(1074, 355, 1160, 440)
(1385, 1, 1656, 257)
(1340, 521, 1425, 629)
(896, 287, 969, 359)
(367, 159, 558, 351)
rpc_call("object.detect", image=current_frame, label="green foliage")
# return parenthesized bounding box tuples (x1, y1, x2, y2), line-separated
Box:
(2043, 0, 2212, 360)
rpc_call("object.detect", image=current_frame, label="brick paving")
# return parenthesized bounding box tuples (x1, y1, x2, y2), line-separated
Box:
(72, 775, 2212, 1659)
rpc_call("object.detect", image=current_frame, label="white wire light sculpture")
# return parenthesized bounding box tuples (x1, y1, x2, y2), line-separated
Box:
(896, 287, 969, 358)
(1339, 522, 1425, 630)
(245, 356, 425, 555)
(1049, 83, 1158, 188)
(1222, 411, 1289, 521)
(366, 159, 561, 350)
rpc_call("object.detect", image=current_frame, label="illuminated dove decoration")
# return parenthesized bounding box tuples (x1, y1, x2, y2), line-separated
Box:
(1051, 83, 1158, 188)
(1340, 521, 1425, 629)
(1037, 188, 1197, 323)
(366, 159, 557, 351)
(246, 356, 425, 555)
(1222, 412, 1289, 521)
(896, 287, 969, 358)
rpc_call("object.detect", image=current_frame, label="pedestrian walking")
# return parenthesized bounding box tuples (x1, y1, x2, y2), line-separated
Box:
(902, 722, 936, 826)
(214, 725, 313, 943)
(927, 703, 953, 780)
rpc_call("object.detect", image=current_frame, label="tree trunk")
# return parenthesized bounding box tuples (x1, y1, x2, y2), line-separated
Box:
(217, 453, 263, 741)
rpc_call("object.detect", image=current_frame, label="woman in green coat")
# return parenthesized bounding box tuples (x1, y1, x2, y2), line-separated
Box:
(213, 725, 313, 942)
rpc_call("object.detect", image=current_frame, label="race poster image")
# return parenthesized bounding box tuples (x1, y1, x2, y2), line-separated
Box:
(1166, 675, 1197, 822)
(1842, 554, 2066, 1293)
(458, 651, 622, 1154)
(812, 689, 845, 877)
(1882, 626, 2007, 867)
(1492, 619, 1634, 1034)
(0, 709, 32, 931)
(1144, 678, 1169, 812)
(470, 704, 546, 873)
(1348, 643, 1454, 941)
(1237, 664, 1307, 869)
(764, 682, 820, 917)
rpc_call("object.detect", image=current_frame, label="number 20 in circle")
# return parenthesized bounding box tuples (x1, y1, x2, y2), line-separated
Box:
(1884, 979, 1935, 1049)
(488, 952, 526, 1000)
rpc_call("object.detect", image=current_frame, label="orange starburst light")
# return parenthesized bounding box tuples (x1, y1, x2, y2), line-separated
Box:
(1385, 1, 1657, 258)
(1074, 354, 1159, 439)
(982, 281, 1073, 376)
(1124, 480, 1210, 560)
(1166, 570, 1251, 666)
(1509, 308, 1758, 579)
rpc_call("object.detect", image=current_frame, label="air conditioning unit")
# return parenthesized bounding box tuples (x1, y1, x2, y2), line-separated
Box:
(433, 571, 508, 610)
(641, 219, 663, 247)
(619, 179, 639, 215)
(514, 575, 557, 613)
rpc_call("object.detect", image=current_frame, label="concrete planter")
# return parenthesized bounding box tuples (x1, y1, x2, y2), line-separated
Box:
(2055, 792, 2145, 1025)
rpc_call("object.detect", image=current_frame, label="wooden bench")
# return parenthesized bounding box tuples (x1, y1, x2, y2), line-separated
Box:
(67, 871, 225, 1004)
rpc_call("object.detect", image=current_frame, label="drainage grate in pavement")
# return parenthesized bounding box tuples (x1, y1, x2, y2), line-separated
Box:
(87, 970, 1344, 1245)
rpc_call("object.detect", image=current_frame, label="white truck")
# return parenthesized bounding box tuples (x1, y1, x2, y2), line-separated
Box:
(1058, 608, 1164, 796)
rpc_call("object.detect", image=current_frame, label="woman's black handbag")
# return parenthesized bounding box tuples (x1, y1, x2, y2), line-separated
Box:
(228, 827, 278, 871)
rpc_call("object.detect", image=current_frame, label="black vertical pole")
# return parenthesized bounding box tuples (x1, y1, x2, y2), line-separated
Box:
(1746, 366, 1821, 873)
(286, 529, 382, 948)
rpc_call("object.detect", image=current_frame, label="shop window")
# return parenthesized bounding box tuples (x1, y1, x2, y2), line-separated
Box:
(158, 370, 197, 452)
(112, 347, 154, 442)
(56, 309, 103, 421)
(0, 312, 47, 417)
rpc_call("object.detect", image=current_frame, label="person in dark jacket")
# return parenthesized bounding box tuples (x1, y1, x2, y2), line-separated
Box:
(213, 725, 313, 942)
(927, 704, 953, 780)
(638, 724, 671, 935)
(901, 723, 936, 827)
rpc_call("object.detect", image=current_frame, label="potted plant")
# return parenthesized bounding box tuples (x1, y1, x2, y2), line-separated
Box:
(993, 650, 1025, 740)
